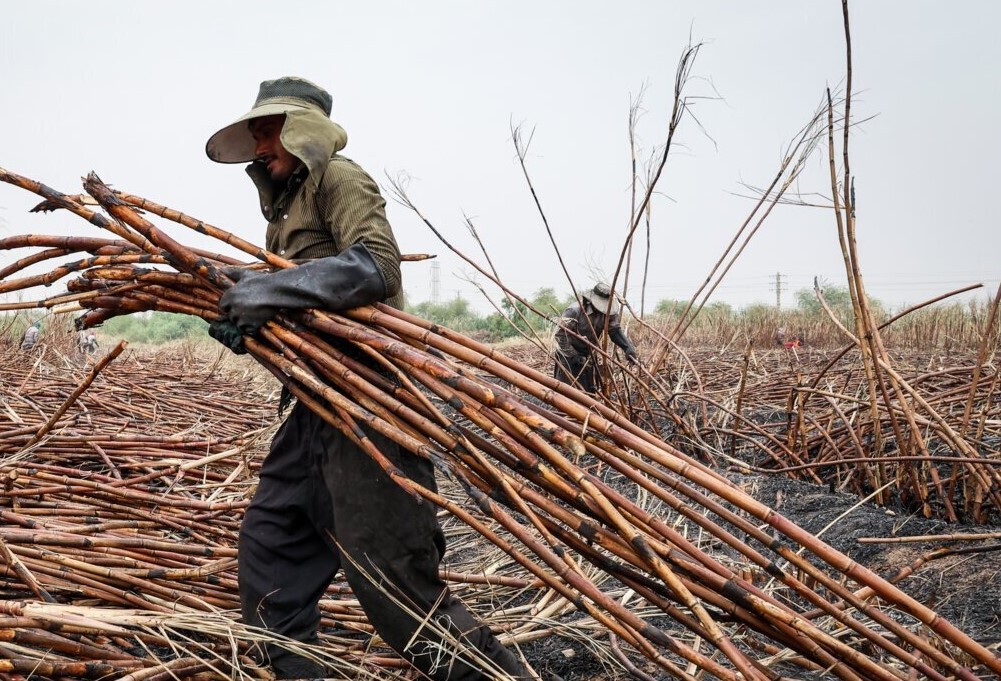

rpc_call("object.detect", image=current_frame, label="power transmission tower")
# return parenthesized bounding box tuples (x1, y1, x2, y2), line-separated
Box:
(771, 272, 787, 310)
(430, 261, 441, 305)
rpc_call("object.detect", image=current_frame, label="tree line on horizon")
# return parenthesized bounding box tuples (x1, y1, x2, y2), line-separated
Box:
(6, 284, 994, 352)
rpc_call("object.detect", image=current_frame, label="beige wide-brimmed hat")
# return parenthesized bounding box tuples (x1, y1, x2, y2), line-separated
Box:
(205, 76, 333, 163)
(582, 282, 622, 315)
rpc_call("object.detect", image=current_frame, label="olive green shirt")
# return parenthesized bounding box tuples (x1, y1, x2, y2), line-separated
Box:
(246, 108, 404, 310)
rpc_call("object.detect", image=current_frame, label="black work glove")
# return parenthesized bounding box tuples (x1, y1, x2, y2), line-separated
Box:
(217, 243, 388, 335)
(208, 319, 247, 354)
(625, 349, 639, 365)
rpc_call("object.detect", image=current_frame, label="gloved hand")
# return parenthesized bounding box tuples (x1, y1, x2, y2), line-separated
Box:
(208, 319, 247, 354)
(625, 349, 639, 365)
(217, 243, 388, 334)
(217, 268, 272, 335)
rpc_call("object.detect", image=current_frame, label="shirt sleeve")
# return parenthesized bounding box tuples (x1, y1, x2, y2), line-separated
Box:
(557, 306, 593, 355)
(607, 313, 637, 355)
(556, 312, 577, 355)
(320, 158, 402, 299)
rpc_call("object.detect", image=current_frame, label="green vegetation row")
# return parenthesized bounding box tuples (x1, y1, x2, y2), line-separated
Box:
(3, 285, 997, 351)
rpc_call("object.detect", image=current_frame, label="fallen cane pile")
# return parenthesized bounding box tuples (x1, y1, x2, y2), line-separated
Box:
(1, 167, 999, 680)
(636, 346, 1001, 524)
(0, 344, 282, 679)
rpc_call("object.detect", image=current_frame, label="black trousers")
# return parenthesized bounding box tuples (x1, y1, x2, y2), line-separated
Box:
(553, 349, 599, 393)
(238, 402, 528, 680)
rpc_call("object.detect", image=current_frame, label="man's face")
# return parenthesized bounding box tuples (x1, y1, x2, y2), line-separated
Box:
(249, 114, 300, 183)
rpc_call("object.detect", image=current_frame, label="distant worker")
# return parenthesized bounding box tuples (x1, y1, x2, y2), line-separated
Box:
(774, 326, 788, 347)
(554, 282, 638, 393)
(784, 335, 802, 350)
(78, 329, 99, 354)
(20, 321, 40, 352)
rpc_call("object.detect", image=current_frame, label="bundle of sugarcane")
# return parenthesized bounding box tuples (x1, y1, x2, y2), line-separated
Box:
(1, 167, 999, 681)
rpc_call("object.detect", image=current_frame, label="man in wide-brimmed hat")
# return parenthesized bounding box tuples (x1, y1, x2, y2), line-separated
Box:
(206, 76, 534, 680)
(554, 282, 639, 393)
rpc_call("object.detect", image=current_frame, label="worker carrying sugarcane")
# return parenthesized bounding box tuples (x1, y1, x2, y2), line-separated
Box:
(20, 321, 40, 352)
(554, 282, 638, 393)
(205, 77, 544, 681)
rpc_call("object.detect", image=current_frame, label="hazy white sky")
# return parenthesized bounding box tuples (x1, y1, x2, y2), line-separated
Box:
(1, 1, 998, 314)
